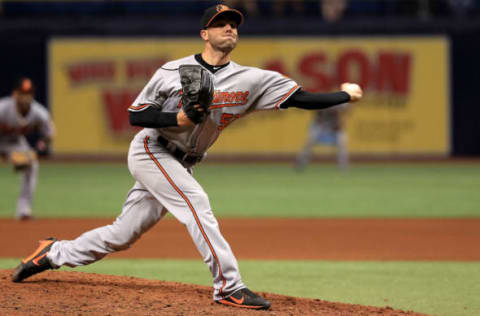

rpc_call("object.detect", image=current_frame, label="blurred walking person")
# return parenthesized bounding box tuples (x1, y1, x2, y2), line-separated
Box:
(295, 104, 349, 170)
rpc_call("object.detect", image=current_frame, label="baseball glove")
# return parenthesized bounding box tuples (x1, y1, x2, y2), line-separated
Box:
(10, 150, 36, 171)
(179, 65, 214, 124)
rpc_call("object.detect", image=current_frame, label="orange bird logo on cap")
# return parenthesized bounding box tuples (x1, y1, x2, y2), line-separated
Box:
(216, 4, 228, 12)
(22, 79, 32, 92)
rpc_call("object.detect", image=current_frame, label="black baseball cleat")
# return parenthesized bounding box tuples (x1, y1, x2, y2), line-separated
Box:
(216, 287, 271, 310)
(11, 237, 57, 283)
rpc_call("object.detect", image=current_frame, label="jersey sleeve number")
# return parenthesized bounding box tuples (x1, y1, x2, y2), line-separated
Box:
(218, 113, 241, 131)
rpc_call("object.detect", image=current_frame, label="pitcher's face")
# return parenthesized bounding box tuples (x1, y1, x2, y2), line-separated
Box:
(204, 17, 238, 53)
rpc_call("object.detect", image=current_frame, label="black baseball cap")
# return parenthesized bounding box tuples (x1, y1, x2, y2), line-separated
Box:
(200, 4, 244, 29)
(13, 77, 35, 94)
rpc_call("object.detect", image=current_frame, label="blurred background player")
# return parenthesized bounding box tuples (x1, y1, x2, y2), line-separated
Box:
(0, 77, 54, 220)
(295, 104, 349, 171)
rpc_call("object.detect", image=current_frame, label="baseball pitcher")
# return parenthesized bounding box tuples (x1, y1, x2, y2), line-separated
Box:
(12, 4, 362, 310)
(0, 77, 54, 220)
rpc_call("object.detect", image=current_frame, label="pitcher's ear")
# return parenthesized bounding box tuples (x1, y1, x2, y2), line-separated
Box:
(200, 29, 208, 41)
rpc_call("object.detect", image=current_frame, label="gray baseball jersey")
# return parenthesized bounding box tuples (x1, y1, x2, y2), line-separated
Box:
(0, 96, 52, 146)
(129, 55, 300, 155)
(0, 96, 52, 219)
(47, 55, 300, 301)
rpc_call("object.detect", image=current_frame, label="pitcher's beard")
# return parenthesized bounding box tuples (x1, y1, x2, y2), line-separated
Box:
(215, 39, 237, 54)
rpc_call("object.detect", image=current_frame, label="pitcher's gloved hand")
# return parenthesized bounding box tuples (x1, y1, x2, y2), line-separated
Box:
(179, 65, 215, 124)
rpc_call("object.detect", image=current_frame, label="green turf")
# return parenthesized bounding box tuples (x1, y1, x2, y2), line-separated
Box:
(1, 162, 479, 218)
(2, 258, 479, 316)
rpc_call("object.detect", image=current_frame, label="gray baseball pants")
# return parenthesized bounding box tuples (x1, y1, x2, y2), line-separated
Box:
(47, 130, 245, 300)
(1, 137, 38, 219)
(16, 160, 38, 218)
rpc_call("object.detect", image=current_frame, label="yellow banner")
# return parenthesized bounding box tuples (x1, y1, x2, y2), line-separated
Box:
(49, 37, 450, 155)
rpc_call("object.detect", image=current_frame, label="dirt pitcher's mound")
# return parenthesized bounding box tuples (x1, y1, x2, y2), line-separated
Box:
(1, 270, 427, 316)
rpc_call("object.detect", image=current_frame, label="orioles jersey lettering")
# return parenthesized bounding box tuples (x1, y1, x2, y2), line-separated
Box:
(129, 54, 300, 154)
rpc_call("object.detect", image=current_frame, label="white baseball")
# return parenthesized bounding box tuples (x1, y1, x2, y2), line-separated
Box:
(341, 83, 363, 102)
